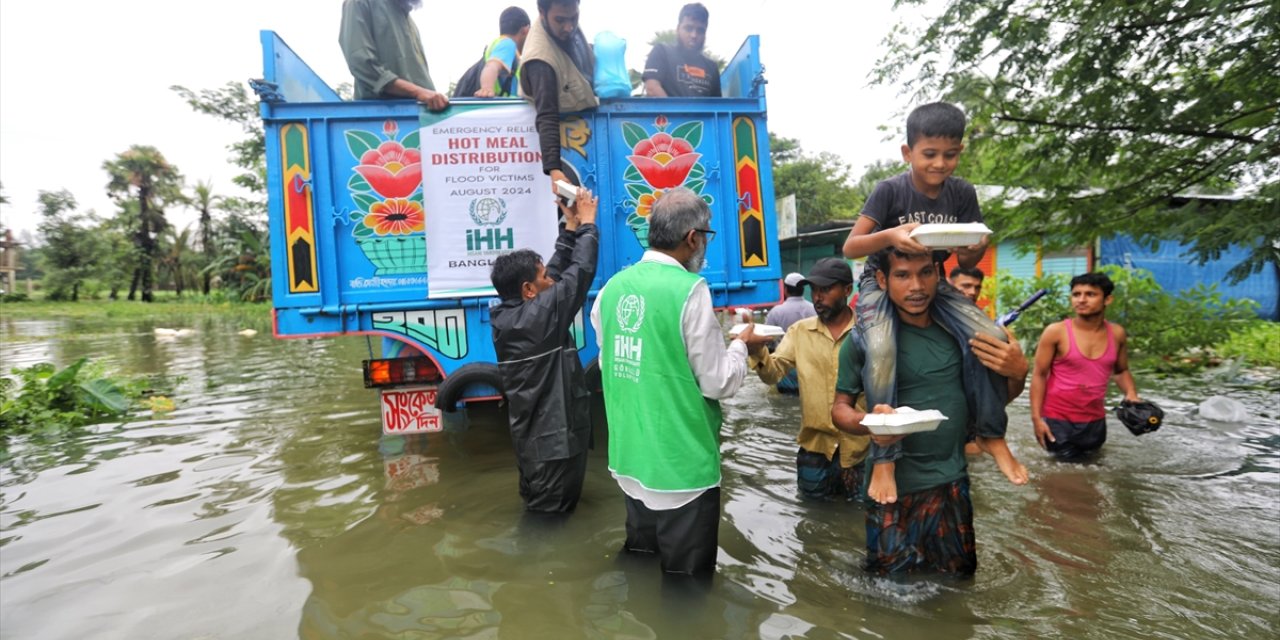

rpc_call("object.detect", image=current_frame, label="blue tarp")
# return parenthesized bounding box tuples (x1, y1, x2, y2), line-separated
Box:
(1099, 236, 1279, 320)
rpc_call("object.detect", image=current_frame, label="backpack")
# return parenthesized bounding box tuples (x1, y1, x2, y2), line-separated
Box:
(452, 38, 519, 98)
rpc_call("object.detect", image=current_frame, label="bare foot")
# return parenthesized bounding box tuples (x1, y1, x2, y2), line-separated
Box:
(964, 442, 982, 456)
(977, 436, 1029, 485)
(868, 462, 898, 504)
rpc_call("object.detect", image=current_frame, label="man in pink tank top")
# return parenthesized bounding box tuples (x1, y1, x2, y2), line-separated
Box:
(1030, 272, 1143, 459)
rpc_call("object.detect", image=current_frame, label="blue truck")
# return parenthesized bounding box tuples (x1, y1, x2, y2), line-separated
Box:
(257, 31, 783, 433)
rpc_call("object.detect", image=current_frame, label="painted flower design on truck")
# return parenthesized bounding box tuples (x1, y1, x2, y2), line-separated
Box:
(628, 132, 701, 188)
(363, 198, 425, 235)
(354, 141, 422, 199)
(345, 120, 427, 275)
(620, 116, 713, 249)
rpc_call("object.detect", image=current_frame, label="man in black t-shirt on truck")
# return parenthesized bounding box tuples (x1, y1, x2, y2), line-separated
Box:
(642, 3, 721, 98)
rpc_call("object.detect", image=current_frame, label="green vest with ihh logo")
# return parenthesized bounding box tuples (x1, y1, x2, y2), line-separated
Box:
(599, 260, 723, 491)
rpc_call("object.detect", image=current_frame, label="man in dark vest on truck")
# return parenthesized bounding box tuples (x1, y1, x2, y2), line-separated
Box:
(520, 0, 599, 194)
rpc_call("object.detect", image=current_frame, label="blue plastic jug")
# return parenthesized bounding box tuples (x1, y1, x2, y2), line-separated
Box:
(593, 31, 631, 99)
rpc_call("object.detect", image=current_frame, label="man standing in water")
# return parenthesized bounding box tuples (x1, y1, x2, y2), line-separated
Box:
(832, 248, 1027, 575)
(591, 188, 772, 577)
(748, 258, 869, 501)
(1031, 272, 1142, 460)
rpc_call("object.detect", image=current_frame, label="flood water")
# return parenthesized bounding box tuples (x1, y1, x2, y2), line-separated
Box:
(1, 313, 1278, 639)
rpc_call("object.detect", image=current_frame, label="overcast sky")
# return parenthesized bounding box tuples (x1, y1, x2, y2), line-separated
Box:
(0, 0, 936, 240)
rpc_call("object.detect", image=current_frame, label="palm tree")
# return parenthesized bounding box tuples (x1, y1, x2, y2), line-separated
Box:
(103, 146, 185, 302)
(158, 225, 196, 298)
(191, 181, 221, 296)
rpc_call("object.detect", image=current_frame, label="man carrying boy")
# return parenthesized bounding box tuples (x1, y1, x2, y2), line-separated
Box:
(748, 258, 869, 501)
(1030, 272, 1142, 460)
(831, 248, 1028, 575)
(842, 102, 1027, 503)
(488, 187, 600, 513)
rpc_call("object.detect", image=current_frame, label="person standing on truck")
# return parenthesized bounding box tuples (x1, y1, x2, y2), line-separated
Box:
(591, 188, 773, 577)
(748, 258, 869, 502)
(1030, 272, 1142, 460)
(642, 3, 722, 98)
(520, 0, 599, 194)
(763, 272, 816, 395)
(469, 7, 531, 98)
(831, 248, 1029, 576)
(841, 102, 1027, 504)
(338, 0, 449, 110)
(488, 187, 601, 513)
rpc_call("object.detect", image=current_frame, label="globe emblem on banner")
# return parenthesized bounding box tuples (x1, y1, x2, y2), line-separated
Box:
(616, 294, 646, 333)
(469, 197, 508, 227)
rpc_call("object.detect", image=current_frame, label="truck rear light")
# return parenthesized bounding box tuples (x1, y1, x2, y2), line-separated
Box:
(363, 356, 442, 388)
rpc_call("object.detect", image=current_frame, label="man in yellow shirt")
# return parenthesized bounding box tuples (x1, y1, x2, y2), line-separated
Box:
(748, 258, 868, 501)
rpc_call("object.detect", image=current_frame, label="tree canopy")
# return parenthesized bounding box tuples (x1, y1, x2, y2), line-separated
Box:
(769, 134, 861, 227)
(878, 0, 1278, 280)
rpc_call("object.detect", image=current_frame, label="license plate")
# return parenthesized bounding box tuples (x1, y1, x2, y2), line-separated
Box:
(380, 386, 443, 435)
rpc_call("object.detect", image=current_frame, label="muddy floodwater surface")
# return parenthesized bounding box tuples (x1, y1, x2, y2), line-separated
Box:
(1, 313, 1278, 639)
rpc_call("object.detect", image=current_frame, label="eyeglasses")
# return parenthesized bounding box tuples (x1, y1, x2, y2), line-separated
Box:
(691, 228, 716, 242)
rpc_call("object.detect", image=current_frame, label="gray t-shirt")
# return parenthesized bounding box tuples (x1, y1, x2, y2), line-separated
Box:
(861, 172, 982, 274)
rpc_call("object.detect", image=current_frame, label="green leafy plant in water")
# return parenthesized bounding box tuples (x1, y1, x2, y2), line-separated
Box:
(1214, 321, 1280, 368)
(0, 358, 168, 433)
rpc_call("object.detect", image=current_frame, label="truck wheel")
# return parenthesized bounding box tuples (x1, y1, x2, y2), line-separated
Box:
(434, 363, 504, 413)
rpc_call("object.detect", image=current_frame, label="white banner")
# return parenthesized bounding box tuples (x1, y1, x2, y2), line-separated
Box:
(421, 104, 556, 298)
(778, 193, 797, 240)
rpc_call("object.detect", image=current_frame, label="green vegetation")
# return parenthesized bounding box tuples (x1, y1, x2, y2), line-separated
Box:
(1215, 321, 1280, 368)
(879, 0, 1278, 281)
(0, 358, 174, 434)
(994, 266, 1258, 372)
(0, 297, 269, 321)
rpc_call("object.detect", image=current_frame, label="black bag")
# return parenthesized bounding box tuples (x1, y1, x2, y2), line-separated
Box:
(1114, 399, 1164, 436)
(451, 40, 518, 98)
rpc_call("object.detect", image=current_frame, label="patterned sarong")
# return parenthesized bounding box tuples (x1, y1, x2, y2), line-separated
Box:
(865, 477, 976, 575)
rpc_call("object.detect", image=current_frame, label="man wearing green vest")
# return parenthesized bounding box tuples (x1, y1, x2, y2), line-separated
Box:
(590, 188, 774, 577)
(338, 0, 448, 110)
(472, 7, 530, 98)
(520, 0, 599, 193)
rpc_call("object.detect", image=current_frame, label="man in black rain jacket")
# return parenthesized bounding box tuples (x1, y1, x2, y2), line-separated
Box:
(489, 187, 600, 512)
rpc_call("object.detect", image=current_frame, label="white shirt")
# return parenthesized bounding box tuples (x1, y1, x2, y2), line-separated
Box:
(590, 250, 750, 510)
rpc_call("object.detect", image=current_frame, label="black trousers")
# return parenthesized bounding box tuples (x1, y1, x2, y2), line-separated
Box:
(623, 487, 721, 576)
(517, 449, 588, 513)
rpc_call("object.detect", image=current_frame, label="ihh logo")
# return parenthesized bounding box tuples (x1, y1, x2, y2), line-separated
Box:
(467, 227, 514, 251)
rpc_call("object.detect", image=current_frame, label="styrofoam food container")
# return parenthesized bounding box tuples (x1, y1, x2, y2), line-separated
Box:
(729, 323, 785, 338)
(909, 223, 992, 248)
(860, 407, 947, 435)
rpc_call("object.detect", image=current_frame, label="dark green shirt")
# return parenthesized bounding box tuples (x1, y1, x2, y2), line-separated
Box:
(837, 320, 970, 495)
(339, 0, 436, 99)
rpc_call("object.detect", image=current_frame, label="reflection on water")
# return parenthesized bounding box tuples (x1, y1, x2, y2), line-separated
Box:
(1, 314, 1278, 639)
